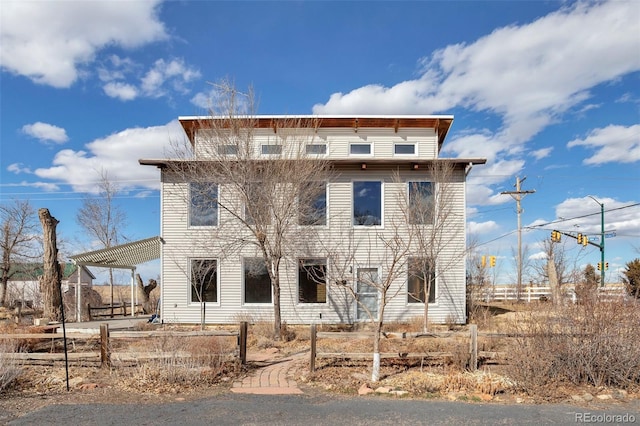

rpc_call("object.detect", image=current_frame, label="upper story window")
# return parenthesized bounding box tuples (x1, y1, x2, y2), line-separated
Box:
(407, 257, 436, 304)
(298, 182, 327, 226)
(189, 182, 218, 227)
(244, 182, 271, 225)
(394, 144, 416, 155)
(353, 181, 382, 226)
(298, 258, 327, 303)
(262, 145, 282, 155)
(408, 181, 434, 225)
(350, 143, 372, 155)
(218, 144, 238, 155)
(190, 259, 218, 303)
(305, 144, 327, 155)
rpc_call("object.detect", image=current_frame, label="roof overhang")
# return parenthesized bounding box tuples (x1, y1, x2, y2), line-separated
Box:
(69, 236, 162, 270)
(178, 115, 455, 150)
(139, 157, 486, 170)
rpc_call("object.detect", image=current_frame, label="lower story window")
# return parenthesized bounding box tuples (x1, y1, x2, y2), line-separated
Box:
(244, 258, 272, 304)
(298, 258, 327, 303)
(407, 257, 436, 303)
(191, 259, 217, 303)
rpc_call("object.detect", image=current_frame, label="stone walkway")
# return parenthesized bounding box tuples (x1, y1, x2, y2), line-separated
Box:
(231, 351, 306, 395)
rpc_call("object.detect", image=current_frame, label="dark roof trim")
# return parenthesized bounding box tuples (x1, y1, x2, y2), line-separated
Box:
(139, 158, 486, 169)
(178, 115, 454, 149)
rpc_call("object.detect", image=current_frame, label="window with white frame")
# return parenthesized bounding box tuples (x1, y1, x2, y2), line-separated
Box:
(350, 143, 371, 155)
(218, 144, 238, 155)
(261, 144, 282, 155)
(189, 182, 218, 227)
(353, 181, 382, 226)
(407, 257, 435, 303)
(394, 144, 416, 155)
(190, 259, 218, 303)
(408, 181, 434, 225)
(305, 144, 327, 155)
(243, 258, 272, 304)
(298, 258, 327, 303)
(244, 182, 271, 225)
(298, 181, 327, 226)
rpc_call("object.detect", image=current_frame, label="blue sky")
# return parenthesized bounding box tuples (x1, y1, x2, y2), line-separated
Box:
(1, 0, 638, 285)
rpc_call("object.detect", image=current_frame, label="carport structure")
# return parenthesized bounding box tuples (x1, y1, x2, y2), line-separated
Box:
(69, 236, 162, 322)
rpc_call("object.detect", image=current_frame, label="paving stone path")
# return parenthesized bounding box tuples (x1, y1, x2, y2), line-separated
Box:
(231, 351, 306, 395)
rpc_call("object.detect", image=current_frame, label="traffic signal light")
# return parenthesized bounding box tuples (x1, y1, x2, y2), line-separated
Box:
(605, 262, 609, 270)
(489, 256, 496, 267)
(597, 262, 601, 271)
(551, 230, 561, 242)
(577, 233, 588, 246)
(481, 256, 486, 267)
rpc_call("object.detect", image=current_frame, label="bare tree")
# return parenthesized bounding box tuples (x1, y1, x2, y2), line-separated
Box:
(534, 237, 578, 305)
(397, 161, 464, 332)
(0, 200, 39, 307)
(76, 170, 127, 311)
(38, 208, 63, 321)
(166, 80, 332, 338)
(323, 160, 467, 381)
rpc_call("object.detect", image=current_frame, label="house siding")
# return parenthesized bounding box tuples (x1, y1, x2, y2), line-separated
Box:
(155, 120, 475, 325)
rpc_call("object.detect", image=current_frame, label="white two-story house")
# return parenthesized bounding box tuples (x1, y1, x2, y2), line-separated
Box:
(141, 115, 485, 325)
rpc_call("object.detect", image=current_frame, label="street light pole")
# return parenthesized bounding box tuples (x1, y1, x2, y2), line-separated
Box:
(588, 196, 605, 287)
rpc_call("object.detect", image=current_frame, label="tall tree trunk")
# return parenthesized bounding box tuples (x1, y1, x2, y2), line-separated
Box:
(547, 255, 561, 305)
(135, 274, 157, 314)
(38, 208, 63, 321)
(1, 225, 10, 307)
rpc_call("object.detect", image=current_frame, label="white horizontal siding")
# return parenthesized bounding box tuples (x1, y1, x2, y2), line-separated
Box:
(159, 140, 468, 325)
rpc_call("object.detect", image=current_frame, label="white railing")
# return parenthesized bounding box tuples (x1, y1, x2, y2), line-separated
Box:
(473, 284, 627, 303)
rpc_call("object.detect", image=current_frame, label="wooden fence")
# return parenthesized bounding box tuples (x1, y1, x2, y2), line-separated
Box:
(0, 321, 248, 366)
(86, 302, 144, 320)
(309, 324, 500, 372)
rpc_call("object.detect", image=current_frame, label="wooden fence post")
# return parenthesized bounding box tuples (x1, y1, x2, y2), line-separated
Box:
(469, 324, 478, 372)
(100, 323, 110, 368)
(310, 323, 316, 372)
(87, 303, 92, 321)
(122, 302, 127, 317)
(239, 321, 248, 365)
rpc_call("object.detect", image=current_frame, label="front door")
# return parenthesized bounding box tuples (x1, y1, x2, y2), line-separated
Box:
(356, 267, 379, 321)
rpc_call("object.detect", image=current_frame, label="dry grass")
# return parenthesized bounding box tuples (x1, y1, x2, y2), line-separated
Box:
(0, 341, 23, 393)
(115, 334, 238, 392)
(506, 298, 640, 394)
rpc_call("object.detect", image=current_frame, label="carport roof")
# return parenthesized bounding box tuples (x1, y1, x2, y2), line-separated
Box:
(69, 236, 162, 269)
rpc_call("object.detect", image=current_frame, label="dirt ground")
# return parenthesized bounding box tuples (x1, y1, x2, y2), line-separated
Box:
(2, 303, 640, 421)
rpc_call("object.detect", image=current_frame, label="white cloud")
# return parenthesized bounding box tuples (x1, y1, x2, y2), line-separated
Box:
(33, 120, 186, 193)
(313, 0, 640, 168)
(7, 163, 31, 174)
(567, 124, 640, 165)
(0, 1, 167, 88)
(103, 82, 139, 101)
(21, 122, 69, 144)
(530, 147, 553, 160)
(141, 59, 201, 97)
(554, 196, 640, 241)
(468, 220, 500, 235)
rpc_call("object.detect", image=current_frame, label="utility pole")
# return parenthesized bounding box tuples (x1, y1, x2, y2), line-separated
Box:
(501, 177, 535, 300)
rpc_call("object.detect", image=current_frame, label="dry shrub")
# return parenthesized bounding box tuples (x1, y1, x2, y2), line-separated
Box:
(0, 341, 23, 392)
(124, 335, 236, 389)
(507, 298, 640, 393)
(442, 370, 514, 396)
